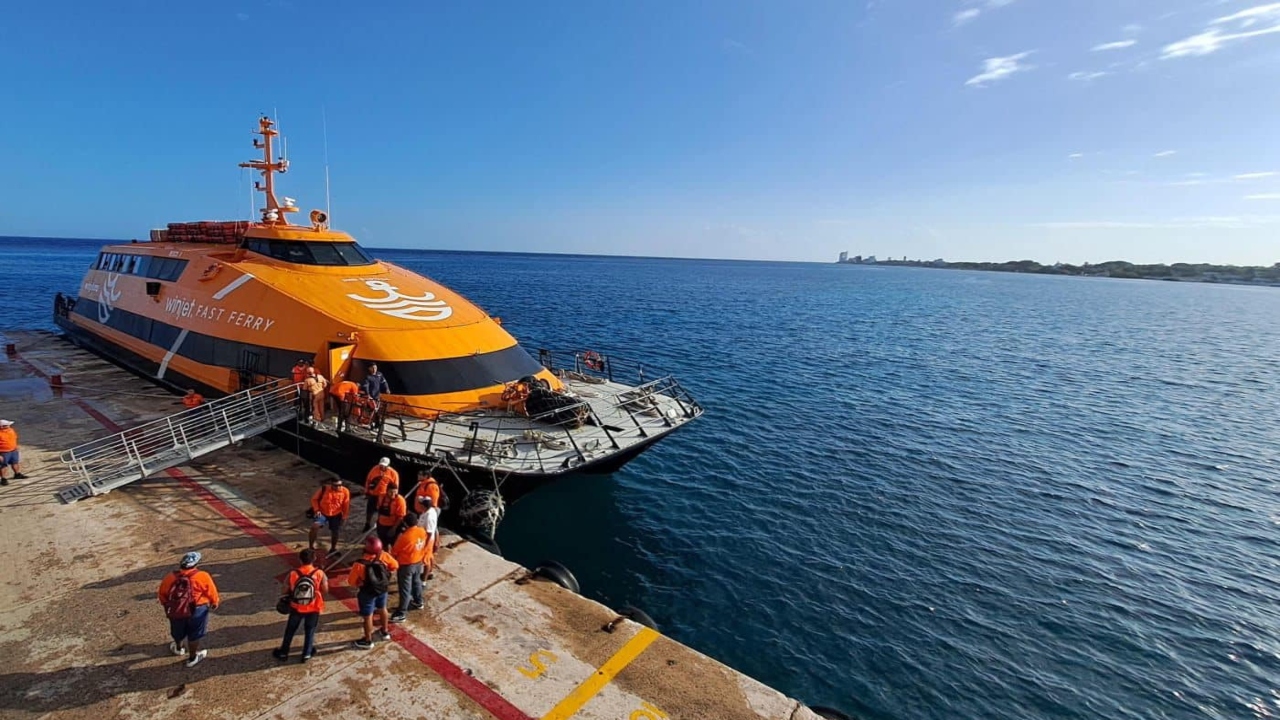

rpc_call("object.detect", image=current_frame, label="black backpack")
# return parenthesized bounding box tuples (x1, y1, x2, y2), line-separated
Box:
(290, 570, 319, 605)
(361, 558, 390, 594)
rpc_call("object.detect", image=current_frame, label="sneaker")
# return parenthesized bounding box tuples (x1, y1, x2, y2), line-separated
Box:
(12, 473, 27, 480)
(352, 639, 373, 650)
(185, 650, 207, 667)
(0, 478, 7, 486)
(168, 640, 185, 656)
(271, 649, 288, 662)
(375, 629, 391, 641)
(390, 612, 407, 624)
(300, 653, 312, 663)
(408, 602, 424, 611)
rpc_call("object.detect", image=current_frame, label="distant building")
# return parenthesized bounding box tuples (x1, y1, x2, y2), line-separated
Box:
(838, 251, 848, 263)
(865, 255, 877, 264)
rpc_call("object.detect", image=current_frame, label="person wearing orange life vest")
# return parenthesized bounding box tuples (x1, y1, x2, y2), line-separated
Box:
(412, 472, 443, 559)
(363, 457, 399, 532)
(376, 481, 407, 547)
(157, 551, 220, 668)
(273, 548, 329, 663)
(0, 419, 26, 484)
(302, 368, 328, 425)
(331, 379, 360, 431)
(349, 536, 399, 649)
(309, 477, 350, 553)
(390, 513, 429, 623)
(182, 389, 204, 409)
(291, 359, 309, 384)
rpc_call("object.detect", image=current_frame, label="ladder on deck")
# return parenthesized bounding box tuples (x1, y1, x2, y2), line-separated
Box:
(57, 379, 302, 504)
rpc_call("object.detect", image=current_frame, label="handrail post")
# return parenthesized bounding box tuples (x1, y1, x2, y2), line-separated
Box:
(563, 423, 585, 463)
(424, 418, 438, 456)
(466, 422, 479, 464)
(592, 409, 620, 449)
(220, 409, 236, 444)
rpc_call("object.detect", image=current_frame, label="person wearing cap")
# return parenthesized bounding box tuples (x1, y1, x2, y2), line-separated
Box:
(309, 477, 350, 554)
(348, 536, 399, 649)
(363, 457, 399, 532)
(181, 389, 204, 409)
(291, 359, 310, 384)
(0, 420, 25, 484)
(375, 482, 407, 547)
(157, 551, 220, 667)
(412, 475, 442, 573)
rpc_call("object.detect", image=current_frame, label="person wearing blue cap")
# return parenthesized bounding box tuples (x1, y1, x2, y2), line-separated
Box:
(157, 551, 220, 667)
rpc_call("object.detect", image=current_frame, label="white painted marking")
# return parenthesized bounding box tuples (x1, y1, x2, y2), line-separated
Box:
(157, 329, 189, 379)
(212, 273, 255, 300)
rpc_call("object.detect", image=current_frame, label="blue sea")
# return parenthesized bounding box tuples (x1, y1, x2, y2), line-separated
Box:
(7, 236, 1280, 720)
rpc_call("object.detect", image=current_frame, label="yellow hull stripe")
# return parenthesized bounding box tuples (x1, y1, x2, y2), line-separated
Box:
(541, 627, 659, 720)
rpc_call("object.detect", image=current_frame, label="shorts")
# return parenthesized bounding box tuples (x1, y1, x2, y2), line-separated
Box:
(356, 590, 388, 617)
(0, 450, 18, 466)
(169, 604, 210, 643)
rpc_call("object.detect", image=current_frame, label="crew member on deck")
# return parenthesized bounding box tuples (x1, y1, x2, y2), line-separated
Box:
(375, 482, 407, 547)
(363, 363, 390, 404)
(182, 389, 204, 408)
(291, 360, 310, 384)
(332, 378, 361, 431)
(303, 368, 328, 425)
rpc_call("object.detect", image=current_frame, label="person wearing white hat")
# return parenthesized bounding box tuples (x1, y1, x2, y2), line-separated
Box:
(0, 420, 25, 485)
(362, 457, 399, 532)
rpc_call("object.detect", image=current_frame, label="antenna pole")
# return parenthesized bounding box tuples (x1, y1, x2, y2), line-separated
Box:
(323, 105, 332, 218)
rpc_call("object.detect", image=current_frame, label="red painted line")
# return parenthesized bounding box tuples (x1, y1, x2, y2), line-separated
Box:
(16, 347, 534, 720)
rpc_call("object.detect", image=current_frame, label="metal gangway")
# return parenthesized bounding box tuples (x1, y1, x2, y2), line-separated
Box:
(57, 379, 302, 504)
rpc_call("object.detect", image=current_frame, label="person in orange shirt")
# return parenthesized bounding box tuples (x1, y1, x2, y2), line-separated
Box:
(331, 379, 361, 430)
(412, 472, 441, 517)
(375, 482, 407, 547)
(390, 513, 429, 623)
(157, 551, 220, 667)
(411, 473, 442, 572)
(309, 477, 350, 554)
(291, 359, 309, 384)
(273, 548, 329, 663)
(363, 457, 398, 532)
(0, 419, 25, 484)
(348, 536, 399, 649)
(181, 389, 204, 408)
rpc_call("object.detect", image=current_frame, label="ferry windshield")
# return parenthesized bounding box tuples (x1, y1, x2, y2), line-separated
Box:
(243, 239, 375, 266)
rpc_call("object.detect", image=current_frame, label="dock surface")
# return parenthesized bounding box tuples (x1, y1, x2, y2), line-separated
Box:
(0, 330, 824, 720)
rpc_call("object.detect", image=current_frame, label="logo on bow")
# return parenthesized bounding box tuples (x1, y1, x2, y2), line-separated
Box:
(98, 273, 121, 324)
(346, 280, 453, 322)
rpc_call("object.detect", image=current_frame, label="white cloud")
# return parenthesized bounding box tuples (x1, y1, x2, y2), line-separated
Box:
(1211, 3, 1280, 28)
(1123, 24, 1143, 35)
(965, 51, 1034, 87)
(1068, 71, 1110, 81)
(1068, 153, 1084, 159)
(1092, 39, 1137, 51)
(1162, 3, 1280, 59)
(1235, 171, 1277, 180)
(953, 8, 981, 25)
(1033, 216, 1280, 229)
(952, 0, 1018, 27)
(1246, 193, 1280, 200)
(1154, 150, 1177, 157)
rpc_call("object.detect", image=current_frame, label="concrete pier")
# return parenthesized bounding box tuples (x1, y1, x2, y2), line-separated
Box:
(0, 330, 827, 720)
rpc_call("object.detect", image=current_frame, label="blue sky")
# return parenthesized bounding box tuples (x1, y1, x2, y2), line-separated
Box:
(3, 1, 1280, 264)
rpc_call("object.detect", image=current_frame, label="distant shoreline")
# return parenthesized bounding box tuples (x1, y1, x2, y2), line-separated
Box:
(836, 256, 1280, 286)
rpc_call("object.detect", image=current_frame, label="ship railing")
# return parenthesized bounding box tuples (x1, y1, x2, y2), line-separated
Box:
(359, 395, 616, 474)
(57, 379, 301, 502)
(605, 375, 703, 436)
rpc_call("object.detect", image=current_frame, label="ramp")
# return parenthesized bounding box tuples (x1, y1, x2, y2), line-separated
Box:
(57, 379, 302, 503)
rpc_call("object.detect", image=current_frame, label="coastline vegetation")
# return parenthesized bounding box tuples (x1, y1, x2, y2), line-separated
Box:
(838, 257, 1280, 285)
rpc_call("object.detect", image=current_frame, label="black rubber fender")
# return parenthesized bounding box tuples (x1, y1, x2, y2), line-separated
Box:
(463, 533, 502, 557)
(810, 707, 853, 720)
(618, 604, 658, 631)
(532, 560, 580, 594)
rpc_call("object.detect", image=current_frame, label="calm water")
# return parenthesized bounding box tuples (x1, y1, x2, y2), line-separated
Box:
(8, 236, 1280, 720)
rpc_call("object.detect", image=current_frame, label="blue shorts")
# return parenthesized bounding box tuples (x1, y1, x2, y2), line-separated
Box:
(1, 450, 18, 466)
(169, 604, 210, 643)
(356, 590, 388, 616)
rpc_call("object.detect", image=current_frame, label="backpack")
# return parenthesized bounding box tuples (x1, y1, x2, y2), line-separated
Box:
(290, 570, 319, 606)
(361, 557, 390, 594)
(164, 571, 196, 620)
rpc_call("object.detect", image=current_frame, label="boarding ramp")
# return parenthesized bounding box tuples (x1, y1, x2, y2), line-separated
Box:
(57, 379, 301, 503)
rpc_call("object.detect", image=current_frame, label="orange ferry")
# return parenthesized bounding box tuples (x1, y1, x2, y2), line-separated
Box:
(54, 117, 702, 538)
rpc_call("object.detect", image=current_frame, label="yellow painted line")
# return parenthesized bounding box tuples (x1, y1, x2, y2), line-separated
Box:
(541, 627, 659, 720)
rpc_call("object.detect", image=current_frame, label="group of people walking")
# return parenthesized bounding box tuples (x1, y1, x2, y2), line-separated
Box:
(157, 457, 445, 665)
(292, 359, 391, 429)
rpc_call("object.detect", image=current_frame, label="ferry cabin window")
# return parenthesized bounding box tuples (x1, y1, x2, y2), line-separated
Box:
(243, 239, 374, 266)
(93, 253, 186, 281)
